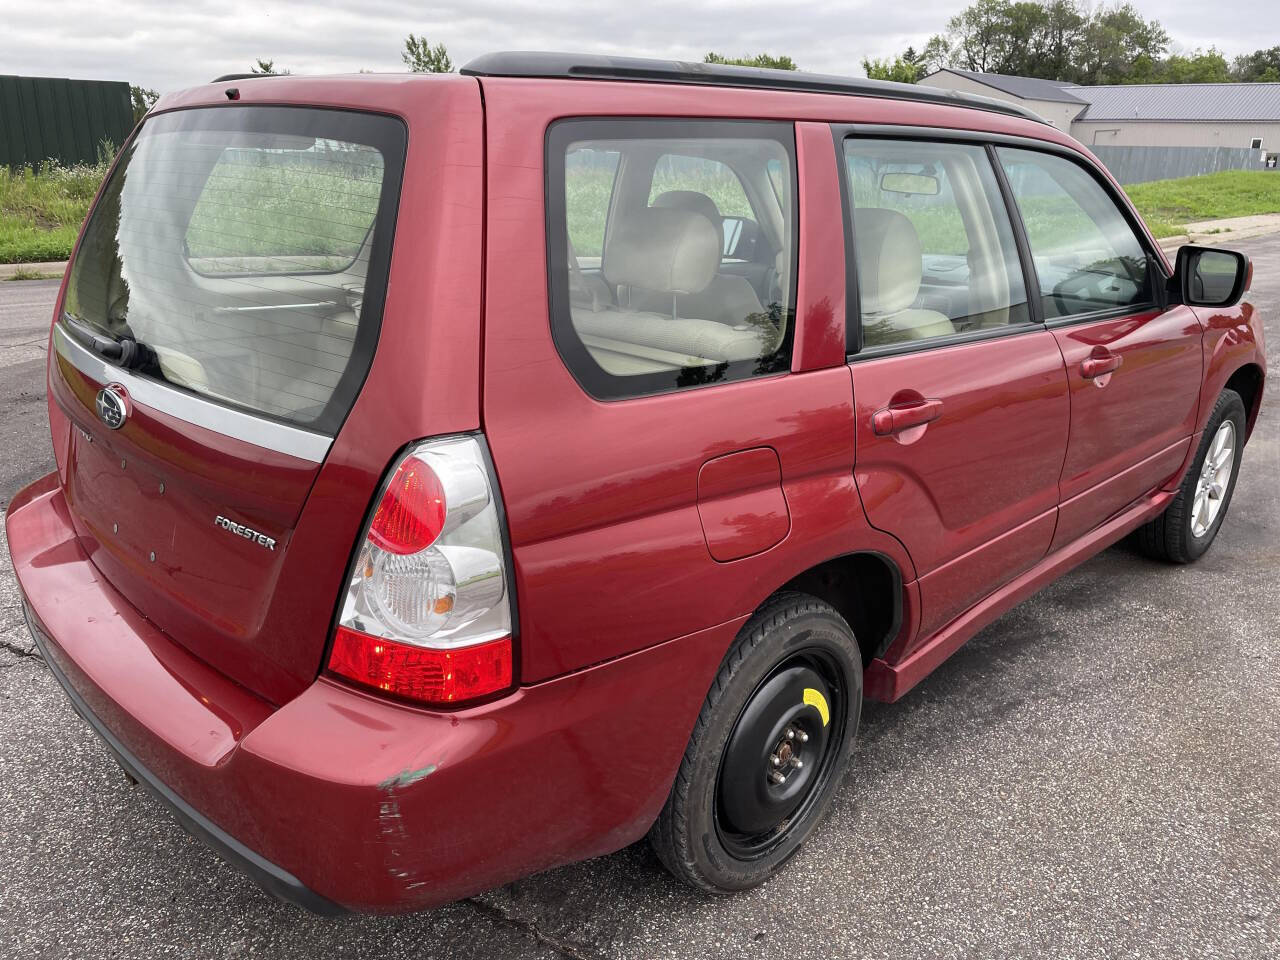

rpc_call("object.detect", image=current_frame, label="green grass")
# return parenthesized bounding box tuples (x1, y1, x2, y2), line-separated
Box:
(184, 149, 383, 265)
(3, 267, 62, 281)
(1124, 170, 1280, 239)
(0, 160, 108, 263)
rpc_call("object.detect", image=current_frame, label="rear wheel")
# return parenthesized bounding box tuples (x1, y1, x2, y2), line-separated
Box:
(1133, 389, 1246, 563)
(648, 593, 862, 893)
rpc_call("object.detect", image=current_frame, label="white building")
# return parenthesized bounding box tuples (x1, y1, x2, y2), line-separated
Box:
(920, 68, 1280, 154)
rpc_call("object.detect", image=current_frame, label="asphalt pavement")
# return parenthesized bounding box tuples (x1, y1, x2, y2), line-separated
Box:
(1, 239, 1277, 959)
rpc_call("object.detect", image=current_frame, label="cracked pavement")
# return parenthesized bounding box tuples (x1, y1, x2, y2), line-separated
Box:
(2, 233, 1279, 960)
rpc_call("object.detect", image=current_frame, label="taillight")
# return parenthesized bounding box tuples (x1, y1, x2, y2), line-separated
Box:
(328, 435, 514, 706)
(369, 456, 447, 554)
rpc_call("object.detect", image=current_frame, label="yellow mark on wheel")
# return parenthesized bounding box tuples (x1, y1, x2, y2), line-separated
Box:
(803, 687, 829, 727)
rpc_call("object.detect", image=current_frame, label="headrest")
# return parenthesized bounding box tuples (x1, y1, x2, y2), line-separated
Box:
(652, 190, 723, 231)
(854, 208, 923, 316)
(604, 207, 719, 295)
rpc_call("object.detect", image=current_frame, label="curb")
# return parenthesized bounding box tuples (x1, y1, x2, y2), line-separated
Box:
(0, 260, 68, 280)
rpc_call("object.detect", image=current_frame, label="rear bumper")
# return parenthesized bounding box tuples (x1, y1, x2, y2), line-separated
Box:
(6, 473, 736, 912)
(21, 605, 343, 914)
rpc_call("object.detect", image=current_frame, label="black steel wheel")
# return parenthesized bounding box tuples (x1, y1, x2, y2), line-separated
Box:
(715, 652, 845, 859)
(649, 593, 863, 894)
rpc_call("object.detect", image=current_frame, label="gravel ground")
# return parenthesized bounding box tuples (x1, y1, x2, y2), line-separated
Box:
(1, 237, 1277, 959)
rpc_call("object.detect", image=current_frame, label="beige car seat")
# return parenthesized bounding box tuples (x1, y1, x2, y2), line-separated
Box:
(625, 190, 769, 327)
(570, 207, 776, 374)
(855, 208, 956, 346)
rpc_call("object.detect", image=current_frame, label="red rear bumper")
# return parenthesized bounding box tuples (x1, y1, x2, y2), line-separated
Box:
(6, 473, 735, 912)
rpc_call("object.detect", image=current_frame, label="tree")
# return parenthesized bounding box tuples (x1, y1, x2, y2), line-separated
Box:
(1130, 48, 1230, 84)
(926, 0, 1085, 77)
(250, 59, 289, 75)
(1232, 46, 1280, 82)
(921, 34, 954, 74)
(130, 85, 158, 124)
(862, 56, 921, 83)
(1074, 3, 1169, 84)
(943, 0, 1021, 74)
(920, 0, 1170, 84)
(403, 34, 453, 73)
(704, 53, 797, 70)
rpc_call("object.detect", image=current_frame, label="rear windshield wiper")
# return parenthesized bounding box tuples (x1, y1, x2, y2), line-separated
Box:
(63, 313, 158, 372)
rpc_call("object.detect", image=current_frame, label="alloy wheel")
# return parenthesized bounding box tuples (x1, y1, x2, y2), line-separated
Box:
(1191, 419, 1236, 539)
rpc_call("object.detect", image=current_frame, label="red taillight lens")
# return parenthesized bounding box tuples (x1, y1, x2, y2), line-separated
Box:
(328, 626, 513, 705)
(369, 455, 447, 555)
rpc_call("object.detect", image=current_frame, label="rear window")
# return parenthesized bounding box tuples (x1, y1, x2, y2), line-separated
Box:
(63, 106, 406, 434)
(547, 119, 797, 400)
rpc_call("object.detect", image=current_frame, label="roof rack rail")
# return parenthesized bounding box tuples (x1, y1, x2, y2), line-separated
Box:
(460, 52, 1047, 124)
(211, 73, 287, 83)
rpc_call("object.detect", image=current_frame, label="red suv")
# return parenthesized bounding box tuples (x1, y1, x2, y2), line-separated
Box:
(6, 54, 1264, 913)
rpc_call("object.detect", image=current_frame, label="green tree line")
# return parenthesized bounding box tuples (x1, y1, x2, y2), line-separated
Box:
(868, 1, 1280, 84)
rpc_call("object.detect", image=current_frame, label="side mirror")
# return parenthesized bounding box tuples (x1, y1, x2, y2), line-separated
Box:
(1173, 245, 1252, 308)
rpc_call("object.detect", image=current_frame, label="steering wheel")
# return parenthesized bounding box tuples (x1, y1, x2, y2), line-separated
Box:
(1052, 269, 1119, 316)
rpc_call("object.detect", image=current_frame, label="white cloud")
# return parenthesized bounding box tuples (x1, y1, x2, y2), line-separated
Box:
(1, 0, 1274, 94)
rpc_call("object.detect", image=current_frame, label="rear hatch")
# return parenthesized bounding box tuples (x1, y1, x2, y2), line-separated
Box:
(48, 103, 409, 703)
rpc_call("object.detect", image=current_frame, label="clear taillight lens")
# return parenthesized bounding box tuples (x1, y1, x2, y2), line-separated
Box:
(328, 435, 514, 705)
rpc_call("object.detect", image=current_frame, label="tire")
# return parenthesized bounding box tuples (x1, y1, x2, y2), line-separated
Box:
(1132, 389, 1247, 564)
(648, 592, 863, 894)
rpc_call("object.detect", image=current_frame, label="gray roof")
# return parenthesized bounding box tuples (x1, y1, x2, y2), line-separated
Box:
(936, 69, 1087, 104)
(1074, 83, 1280, 121)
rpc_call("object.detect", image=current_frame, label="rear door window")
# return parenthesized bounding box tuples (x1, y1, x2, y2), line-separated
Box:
(843, 138, 1030, 349)
(547, 119, 797, 400)
(62, 106, 406, 434)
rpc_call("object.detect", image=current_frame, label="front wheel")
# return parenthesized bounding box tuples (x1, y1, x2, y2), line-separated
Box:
(1133, 389, 1246, 563)
(648, 593, 862, 894)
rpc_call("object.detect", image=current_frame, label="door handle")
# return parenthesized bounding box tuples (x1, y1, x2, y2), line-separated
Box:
(1081, 352, 1122, 379)
(873, 398, 943, 436)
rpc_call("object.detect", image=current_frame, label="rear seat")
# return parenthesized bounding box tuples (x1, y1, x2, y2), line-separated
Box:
(570, 207, 778, 374)
(633, 190, 770, 326)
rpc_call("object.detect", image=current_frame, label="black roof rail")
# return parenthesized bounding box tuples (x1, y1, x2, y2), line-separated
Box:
(211, 73, 287, 83)
(459, 52, 1048, 125)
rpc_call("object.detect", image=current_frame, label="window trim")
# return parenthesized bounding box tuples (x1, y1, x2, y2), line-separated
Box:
(852, 316, 1050, 362)
(987, 142, 1045, 326)
(544, 117, 798, 402)
(833, 126, 1043, 359)
(834, 124, 1170, 358)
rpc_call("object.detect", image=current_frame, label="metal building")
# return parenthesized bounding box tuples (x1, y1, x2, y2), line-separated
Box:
(922, 69, 1280, 149)
(0, 74, 133, 169)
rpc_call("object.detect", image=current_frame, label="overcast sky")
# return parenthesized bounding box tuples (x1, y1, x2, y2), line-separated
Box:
(4, 0, 1278, 94)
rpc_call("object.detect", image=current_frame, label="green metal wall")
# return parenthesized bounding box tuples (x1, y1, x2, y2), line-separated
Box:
(0, 75, 133, 169)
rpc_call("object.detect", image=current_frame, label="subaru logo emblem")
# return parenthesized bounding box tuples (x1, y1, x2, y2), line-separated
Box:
(95, 384, 129, 430)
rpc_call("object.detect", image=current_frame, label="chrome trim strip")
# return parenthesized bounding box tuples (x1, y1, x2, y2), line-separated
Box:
(216, 301, 337, 313)
(52, 324, 333, 463)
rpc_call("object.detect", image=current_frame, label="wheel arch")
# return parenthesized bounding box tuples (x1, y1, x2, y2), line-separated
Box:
(770, 551, 905, 665)
(1223, 362, 1265, 439)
